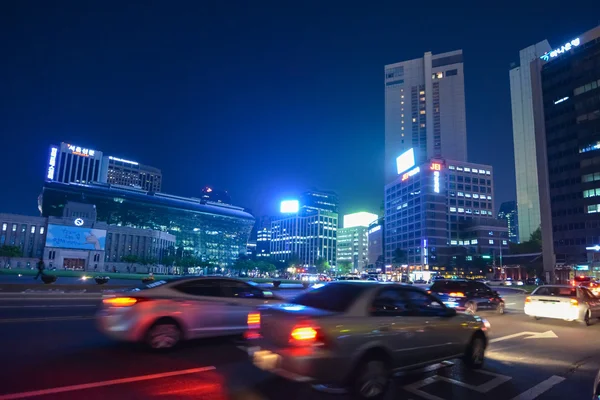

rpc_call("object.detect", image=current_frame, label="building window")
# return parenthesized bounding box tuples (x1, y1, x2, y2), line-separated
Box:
(40, 227, 45, 235)
(30, 226, 36, 234)
(12, 224, 17, 232)
(471, 239, 478, 245)
(451, 240, 458, 245)
(502, 240, 507, 245)
(587, 204, 600, 214)
(489, 240, 494, 244)
(450, 207, 457, 212)
(1, 223, 6, 231)
(446, 69, 458, 76)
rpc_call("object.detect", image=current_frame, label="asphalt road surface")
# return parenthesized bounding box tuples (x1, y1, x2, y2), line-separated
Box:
(0, 289, 599, 400)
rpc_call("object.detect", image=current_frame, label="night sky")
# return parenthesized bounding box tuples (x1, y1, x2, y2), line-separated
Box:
(2, 1, 599, 219)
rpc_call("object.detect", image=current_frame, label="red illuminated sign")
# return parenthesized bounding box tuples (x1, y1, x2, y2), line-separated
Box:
(430, 163, 442, 171)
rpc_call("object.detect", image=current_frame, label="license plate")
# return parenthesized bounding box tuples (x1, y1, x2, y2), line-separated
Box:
(253, 350, 281, 371)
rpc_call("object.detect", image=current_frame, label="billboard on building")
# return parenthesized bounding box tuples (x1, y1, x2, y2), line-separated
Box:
(280, 200, 299, 213)
(45, 225, 107, 250)
(396, 148, 415, 175)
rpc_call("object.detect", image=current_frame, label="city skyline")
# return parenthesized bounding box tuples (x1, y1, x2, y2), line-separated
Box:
(3, 3, 600, 220)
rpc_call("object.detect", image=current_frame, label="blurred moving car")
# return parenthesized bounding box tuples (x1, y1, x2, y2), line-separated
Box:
(428, 279, 505, 315)
(593, 367, 600, 399)
(524, 285, 600, 326)
(247, 281, 489, 400)
(97, 277, 283, 350)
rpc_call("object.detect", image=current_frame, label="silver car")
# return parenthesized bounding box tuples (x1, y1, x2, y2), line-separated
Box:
(247, 281, 489, 400)
(97, 277, 282, 349)
(524, 284, 600, 325)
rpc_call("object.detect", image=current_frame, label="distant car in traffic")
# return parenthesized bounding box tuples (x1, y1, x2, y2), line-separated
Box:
(428, 279, 505, 315)
(97, 277, 283, 350)
(247, 281, 489, 399)
(413, 279, 427, 284)
(524, 285, 600, 326)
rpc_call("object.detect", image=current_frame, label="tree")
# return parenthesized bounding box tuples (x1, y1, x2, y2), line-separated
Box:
(122, 254, 138, 270)
(509, 226, 542, 255)
(338, 260, 353, 275)
(0, 245, 22, 268)
(286, 254, 303, 268)
(256, 260, 276, 274)
(315, 257, 330, 274)
(392, 248, 407, 266)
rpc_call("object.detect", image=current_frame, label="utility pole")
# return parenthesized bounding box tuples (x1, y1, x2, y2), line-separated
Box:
(499, 240, 504, 280)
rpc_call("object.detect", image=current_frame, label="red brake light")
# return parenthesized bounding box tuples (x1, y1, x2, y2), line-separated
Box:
(291, 327, 318, 341)
(102, 297, 142, 307)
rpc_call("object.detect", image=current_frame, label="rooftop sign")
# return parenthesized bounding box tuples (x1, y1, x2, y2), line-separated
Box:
(540, 38, 580, 62)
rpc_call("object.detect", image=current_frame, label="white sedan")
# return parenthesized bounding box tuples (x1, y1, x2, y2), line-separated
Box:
(524, 285, 600, 326)
(97, 277, 283, 349)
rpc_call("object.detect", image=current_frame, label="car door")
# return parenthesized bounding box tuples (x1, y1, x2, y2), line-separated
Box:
(403, 289, 465, 360)
(369, 287, 429, 368)
(218, 279, 272, 334)
(171, 279, 228, 338)
(581, 288, 600, 318)
(470, 282, 492, 310)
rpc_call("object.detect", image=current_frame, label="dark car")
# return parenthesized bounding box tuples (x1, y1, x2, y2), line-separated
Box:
(428, 279, 505, 315)
(525, 277, 546, 286)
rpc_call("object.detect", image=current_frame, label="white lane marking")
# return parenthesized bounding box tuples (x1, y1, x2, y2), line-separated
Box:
(505, 303, 516, 305)
(403, 369, 512, 398)
(0, 305, 96, 308)
(0, 366, 216, 399)
(489, 330, 557, 343)
(510, 375, 565, 400)
(0, 316, 94, 324)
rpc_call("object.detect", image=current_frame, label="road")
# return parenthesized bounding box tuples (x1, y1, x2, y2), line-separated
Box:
(0, 289, 599, 400)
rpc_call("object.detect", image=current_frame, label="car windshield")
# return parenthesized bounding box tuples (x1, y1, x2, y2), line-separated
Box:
(533, 286, 576, 297)
(291, 282, 370, 312)
(430, 281, 469, 292)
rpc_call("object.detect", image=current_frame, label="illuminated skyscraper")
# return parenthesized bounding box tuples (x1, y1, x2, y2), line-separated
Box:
(384, 50, 468, 184)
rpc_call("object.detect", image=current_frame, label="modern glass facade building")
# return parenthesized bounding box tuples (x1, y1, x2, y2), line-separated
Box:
(385, 157, 508, 275)
(270, 209, 338, 267)
(39, 182, 255, 267)
(498, 201, 519, 243)
(510, 40, 552, 242)
(106, 156, 162, 192)
(533, 26, 600, 275)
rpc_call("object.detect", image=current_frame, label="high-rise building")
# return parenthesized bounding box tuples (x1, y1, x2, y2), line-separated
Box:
(46, 142, 104, 184)
(301, 190, 339, 213)
(367, 217, 384, 270)
(510, 40, 552, 242)
(106, 156, 162, 192)
(336, 212, 378, 272)
(256, 216, 271, 258)
(270, 204, 338, 267)
(531, 26, 600, 279)
(385, 50, 468, 183)
(498, 201, 519, 243)
(384, 152, 508, 278)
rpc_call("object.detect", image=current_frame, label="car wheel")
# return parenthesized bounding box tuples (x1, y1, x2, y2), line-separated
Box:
(351, 357, 391, 400)
(465, 301, 477, 315)
(496, 302, 505, 315)
(584, 309, 593, 326)
(463, 333, 486, 369)
(145, 319, 181, 350)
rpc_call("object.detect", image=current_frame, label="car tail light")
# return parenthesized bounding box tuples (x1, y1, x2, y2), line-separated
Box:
(426, 290, 431, 294)
(102, 297, 145, 307)
(525, 296, 531, 304)
(247, 312, 261, 328)
(570, 299, 579, 307)
(289, 323, 324, 346)
(448, 292, 465, 297)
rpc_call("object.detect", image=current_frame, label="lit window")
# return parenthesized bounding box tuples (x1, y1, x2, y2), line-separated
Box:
(502, 240, 507, 245)
(420, 110, 426, 115)
(412, 118, 416, 122)
(459, 240, 464, 245)
(587, 204, 600, 214)
(479, 169, 485, 174)
(464, 168, 471, 172)
(450, 207, 457, 212)
(40, 227, 45, 235)
(419, 91, 425, 95)
(12, 224, 17, 232)
(458, 192, 464, 197)
(457, 167, 463, 171)
(1, 223, 6, 231)
(401, 101, 404, 105)
(451, 240, 458, 245)
(436, 72, 443, 79)
(465, 193, 471, 198)
(458, 208, 465, 213)
(473, 194, 479, 199)
(486, 171, 491, 175)
(487, 196, 492, 200)
(401, 95, 404, 99)
(449, 166, 455, 170)
(471, 239, 478, 244)
(489, 240, 494, 244)
(420, 123, 425, 128)
(30, 226, 36, 234)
